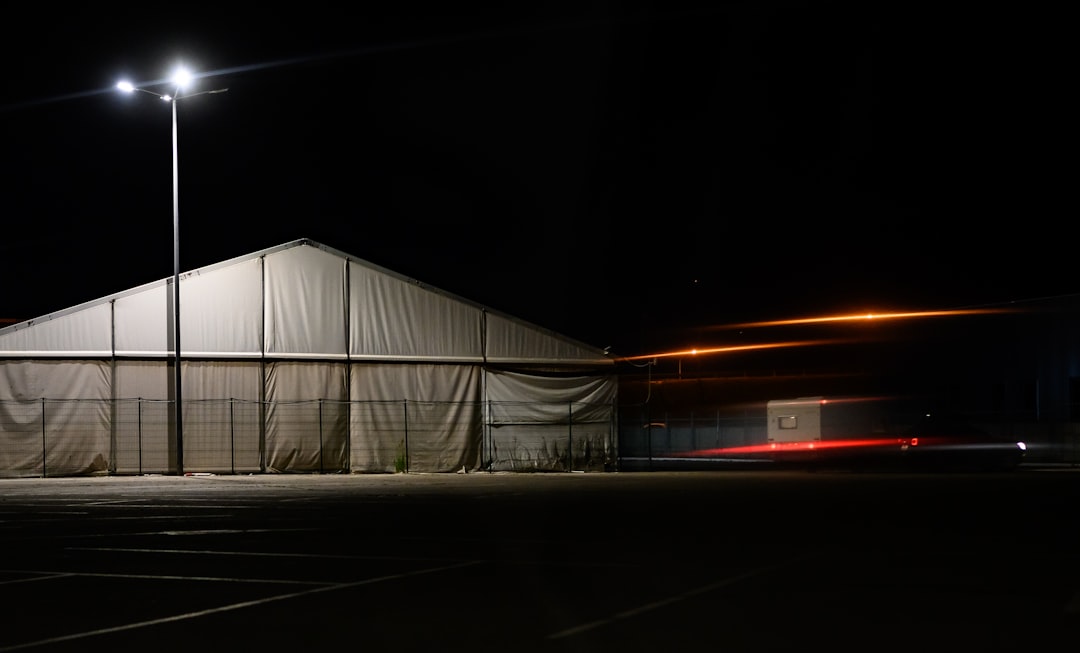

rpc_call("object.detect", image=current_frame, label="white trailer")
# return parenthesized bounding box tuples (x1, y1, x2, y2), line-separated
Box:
(767, 396, 825, 445)
(767, 396, 895, 443)
(765, 396, 902, 464)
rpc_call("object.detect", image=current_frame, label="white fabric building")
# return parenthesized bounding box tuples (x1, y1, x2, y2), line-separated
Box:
(0, 239, 617, 477)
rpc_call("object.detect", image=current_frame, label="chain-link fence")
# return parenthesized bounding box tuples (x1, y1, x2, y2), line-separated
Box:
(8, 397, 1075, 478)
(617, 403, 766, 469)
(617, 401, 1080, 468)
(0, 398, 618, 478)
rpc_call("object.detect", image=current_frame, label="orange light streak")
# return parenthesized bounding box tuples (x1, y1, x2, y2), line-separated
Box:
(722, 308, 1014, 329)
(617, 339, 842, 362)
(617, 308, 1019, 362)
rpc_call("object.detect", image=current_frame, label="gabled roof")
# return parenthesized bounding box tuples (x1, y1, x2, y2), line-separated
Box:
(0, 238, 613, 367)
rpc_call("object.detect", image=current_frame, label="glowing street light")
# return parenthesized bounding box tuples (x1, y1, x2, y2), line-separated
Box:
(116, 66, 227, 475)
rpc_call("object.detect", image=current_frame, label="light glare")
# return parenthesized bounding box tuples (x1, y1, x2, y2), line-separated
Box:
(172, 67, 192, 89)
(618, 338, 845, 362)
(722, 308, 1016, 330)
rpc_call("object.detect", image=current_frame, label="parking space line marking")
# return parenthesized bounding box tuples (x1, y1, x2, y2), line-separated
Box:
(0, 560, 480, 652)
(547, 565, 779, 640)
(0, 573, 75, 586)
(0, 568, 328, 585)
(68, 546, 471, 563)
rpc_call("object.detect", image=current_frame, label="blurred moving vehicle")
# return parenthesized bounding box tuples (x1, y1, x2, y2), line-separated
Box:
(899, 413, 1026, 471)
(658, 397, 1027, 472)
(762, 396, 905, 468)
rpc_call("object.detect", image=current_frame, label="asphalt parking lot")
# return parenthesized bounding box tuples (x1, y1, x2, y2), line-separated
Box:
(2, 469, 1079, 652)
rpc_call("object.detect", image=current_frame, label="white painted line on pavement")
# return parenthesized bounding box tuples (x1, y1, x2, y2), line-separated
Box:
(0, 560, 481, 652)
(68, 545, 469, 563)
(0, 572, 75, 586)
(547, 564, 781, 640)
(0, 568, 327, 585)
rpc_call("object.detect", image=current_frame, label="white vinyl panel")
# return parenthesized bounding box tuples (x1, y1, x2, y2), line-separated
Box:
(485, 312, 612, 365)
(349, 262, 484, 361)
(112, 360, 171, 475)
(0, 361, 36, 402)
(348, 363, 482, 473)
(0, 361, 111, 477)
(350, 362, 480, 402)
(265, 361, 347, 401)
(181, 258, 263, 356)
(484, 368, 617, 421)
(114, 360, 169, 400)
(264, 245, 346, 358)
(184, 360, 262, 401)
(0, 303, 112, 356)
(484, 369, 617, 474)
(0, 360, 110, 401)
(113, 361, 264, 474)
(114, 283, 169, 356)
(182, 361, 263, 473)
(264, 361, 348, 472)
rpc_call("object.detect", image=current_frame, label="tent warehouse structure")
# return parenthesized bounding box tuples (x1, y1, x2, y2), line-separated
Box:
(0, 239, 617, 477)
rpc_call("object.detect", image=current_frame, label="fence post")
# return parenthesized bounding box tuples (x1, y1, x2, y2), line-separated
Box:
(611, 397, 618, 472)
(40, 398, 46, 478)
(660, 411, 667, 457)
(230, 399, 236, 475)
(715, 409, 721, 449)
(646, 403, 653, 470)
(567, 401, 573, 472)
(318, 399, 325, 474)
(690, 410, 696, 452)
(259, 396, 267, 474)
(485, 399, 492, 471)
(403, 399, 409, 473)
(138, 398, 144, 475)
(345, 399, 352, 475)
(108, 396, 116, 475)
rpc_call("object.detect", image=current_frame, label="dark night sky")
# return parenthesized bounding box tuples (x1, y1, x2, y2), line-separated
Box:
(0, 3, 1068, 357)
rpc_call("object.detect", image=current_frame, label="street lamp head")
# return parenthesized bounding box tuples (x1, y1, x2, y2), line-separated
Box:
(116, 79, 171, 101)
(171, 66, 192, 91)
(117, 67, 225, 102)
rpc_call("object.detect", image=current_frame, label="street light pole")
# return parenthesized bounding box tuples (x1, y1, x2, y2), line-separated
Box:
(170, 87, 182, 477)
(117, 68, 227, 476)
